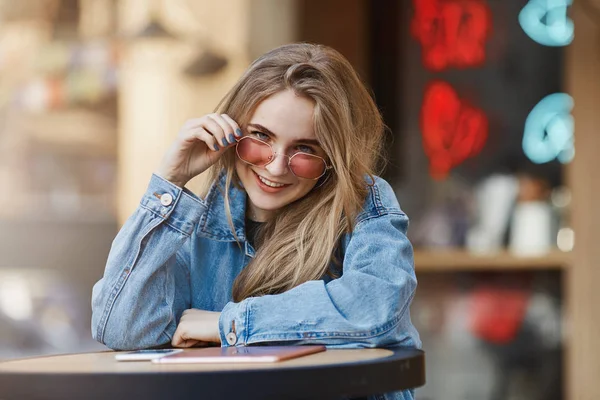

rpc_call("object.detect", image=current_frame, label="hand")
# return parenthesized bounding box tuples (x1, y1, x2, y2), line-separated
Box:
(155, 114, 243, 188)
(172, 309, 222, 348)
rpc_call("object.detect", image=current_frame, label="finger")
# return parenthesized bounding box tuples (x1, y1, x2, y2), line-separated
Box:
(202, 116, 229, 149)
(188, 127, 221, 152)
(183, 118, 205, 128)
(172, 329, 199, 348)
(179, 118, 206, 136)
(179, 339, 200, 348)
(192, 341, 212, 348)
(207, 114, 236, 146)
(219, 114, 243, 139)
(172, 327, 184, 347)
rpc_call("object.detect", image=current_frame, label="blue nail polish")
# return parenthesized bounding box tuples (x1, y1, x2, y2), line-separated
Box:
(235, 128, 242, 137)
(213, 144, 220, 151)
(228, 133, 235, 143)
(222, 137, 228, 146)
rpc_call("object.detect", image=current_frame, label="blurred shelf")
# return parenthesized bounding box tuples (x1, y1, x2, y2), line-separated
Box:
(414, 249, 571, 272)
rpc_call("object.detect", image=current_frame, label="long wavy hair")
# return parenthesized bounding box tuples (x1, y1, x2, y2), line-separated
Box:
(201, 43, 385, 302)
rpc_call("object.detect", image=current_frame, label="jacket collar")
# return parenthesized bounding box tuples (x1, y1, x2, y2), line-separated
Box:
(199, 172, 248, 243)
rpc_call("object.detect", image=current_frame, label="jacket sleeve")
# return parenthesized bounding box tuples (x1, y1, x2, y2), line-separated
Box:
(91, 174, 207, 350)
(218, 211, 421, 349)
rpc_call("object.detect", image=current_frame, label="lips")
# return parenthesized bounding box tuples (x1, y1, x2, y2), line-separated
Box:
(252, 170, 291, 193)
(257, 174, 285, 187)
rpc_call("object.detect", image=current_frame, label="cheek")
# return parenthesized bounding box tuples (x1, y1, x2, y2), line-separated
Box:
(235, 159, 249, 180)
(295, 179, 318, 198)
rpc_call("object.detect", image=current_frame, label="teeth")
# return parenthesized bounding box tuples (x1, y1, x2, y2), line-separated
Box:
(258, 175, 285, 188)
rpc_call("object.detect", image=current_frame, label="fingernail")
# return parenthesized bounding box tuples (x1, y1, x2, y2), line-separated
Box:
(228, 133, 235, 143)
(213, 144, 220, 151)
(235, 128, 242, 137)
(221, 137, 228, 147)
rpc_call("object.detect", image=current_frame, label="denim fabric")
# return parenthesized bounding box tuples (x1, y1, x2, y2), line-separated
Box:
(91, 173, 421, 400)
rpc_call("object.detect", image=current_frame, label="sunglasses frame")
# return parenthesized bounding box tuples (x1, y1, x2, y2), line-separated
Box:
(235, 136, 333, 180)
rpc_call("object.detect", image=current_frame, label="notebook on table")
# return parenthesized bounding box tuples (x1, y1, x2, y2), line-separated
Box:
(152, 345, 326, 364)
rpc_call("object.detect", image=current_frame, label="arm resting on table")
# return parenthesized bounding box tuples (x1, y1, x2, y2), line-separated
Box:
(218, 212, 421, 349)
(91, 174, 205, 350)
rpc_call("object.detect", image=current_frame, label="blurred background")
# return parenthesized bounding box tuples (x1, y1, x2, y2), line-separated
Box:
(0, 1, 599, 399)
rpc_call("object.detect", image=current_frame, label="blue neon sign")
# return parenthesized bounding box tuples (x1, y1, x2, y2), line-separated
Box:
(523, 93, 574, 164)
(519, 0, 574, 46)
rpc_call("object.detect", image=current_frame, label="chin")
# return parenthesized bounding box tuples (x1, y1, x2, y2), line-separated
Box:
(246, 192, 290, 212)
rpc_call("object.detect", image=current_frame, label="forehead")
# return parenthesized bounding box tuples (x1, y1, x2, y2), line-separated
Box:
(249, 90, 315, 141)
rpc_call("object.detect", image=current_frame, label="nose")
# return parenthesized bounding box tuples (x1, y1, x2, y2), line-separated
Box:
(264, 153, 290, 177)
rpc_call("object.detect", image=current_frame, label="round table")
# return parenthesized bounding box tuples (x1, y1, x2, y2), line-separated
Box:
(0, 348, 425, 400)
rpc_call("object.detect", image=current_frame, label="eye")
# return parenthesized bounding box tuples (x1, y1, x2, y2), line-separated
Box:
(249, 130, 269, 141)
(295, 144, 316, 154)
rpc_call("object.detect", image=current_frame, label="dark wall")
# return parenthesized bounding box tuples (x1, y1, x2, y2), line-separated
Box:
(369, 0, 564, 223)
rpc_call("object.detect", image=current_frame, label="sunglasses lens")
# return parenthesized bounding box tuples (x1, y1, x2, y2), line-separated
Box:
(289, 153, 326, 179)
(236, 136, 327, 179)
(236, 137, 272, 166)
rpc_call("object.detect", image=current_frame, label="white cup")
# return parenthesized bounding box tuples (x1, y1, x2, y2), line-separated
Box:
(509, 201, 553, 256)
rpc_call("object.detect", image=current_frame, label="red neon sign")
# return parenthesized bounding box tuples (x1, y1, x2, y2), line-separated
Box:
(421, 81, 488, 179)
(411, 0, 492, 71)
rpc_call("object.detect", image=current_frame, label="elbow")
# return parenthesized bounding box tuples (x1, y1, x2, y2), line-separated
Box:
(323, 319, 421, 349)
(91, 286, 173, 351)
(90, 282, 111, 347)
(372, 290, 421, 349)
(351, 313, 420, 349)
(366, 277, 420, 348)
(369, 321, 421, 349)
(93, 318, 172, 351)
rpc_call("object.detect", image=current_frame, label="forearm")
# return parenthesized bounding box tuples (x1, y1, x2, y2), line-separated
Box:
(91, 174, 206, 350)
(218, 212, 421, 350)
(219, 275, 419, 349)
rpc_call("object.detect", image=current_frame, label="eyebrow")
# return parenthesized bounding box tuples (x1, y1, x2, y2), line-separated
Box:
(247, 123, 321, 146)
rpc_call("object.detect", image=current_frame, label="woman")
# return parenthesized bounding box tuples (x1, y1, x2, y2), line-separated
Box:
(92, 43, 421, 400)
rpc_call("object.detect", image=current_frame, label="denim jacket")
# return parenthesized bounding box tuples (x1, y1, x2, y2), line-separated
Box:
(91, 173, 421, 400)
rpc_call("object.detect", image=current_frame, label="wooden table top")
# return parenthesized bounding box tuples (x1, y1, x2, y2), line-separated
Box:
(0, 348, 393, 373)
(0, 348, 425, 400)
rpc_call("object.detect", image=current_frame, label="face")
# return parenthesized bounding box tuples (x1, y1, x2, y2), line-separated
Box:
(235, 89, 327, 222)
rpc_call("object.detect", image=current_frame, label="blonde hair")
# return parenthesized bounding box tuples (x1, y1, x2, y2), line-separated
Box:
(203, 43, 385, 302)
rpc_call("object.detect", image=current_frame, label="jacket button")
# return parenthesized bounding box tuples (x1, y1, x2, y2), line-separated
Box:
(160, 193, 173, 206)
(226, 332, 237, 345)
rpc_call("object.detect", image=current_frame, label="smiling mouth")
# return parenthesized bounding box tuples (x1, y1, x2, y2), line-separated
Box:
(253, 171, 290, 188)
